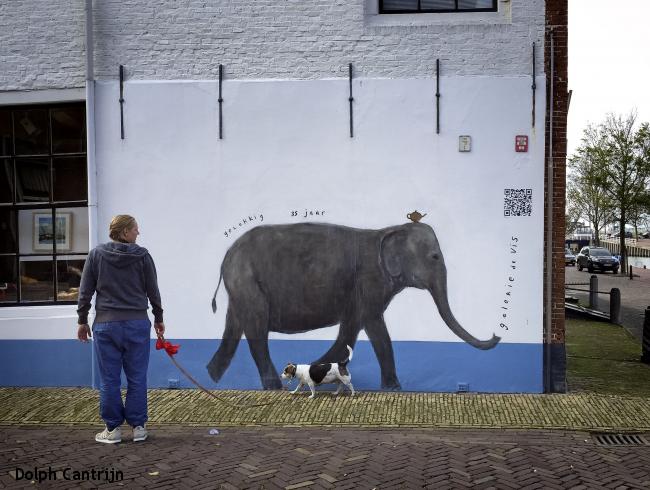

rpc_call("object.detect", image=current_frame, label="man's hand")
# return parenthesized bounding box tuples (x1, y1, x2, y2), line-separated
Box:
(154, 322, 165, 337)
(77, 324, 91, 342)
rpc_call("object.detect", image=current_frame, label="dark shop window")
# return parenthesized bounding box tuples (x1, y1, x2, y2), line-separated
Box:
(380, 0, 497, 13)
(0, 102, 89, 306)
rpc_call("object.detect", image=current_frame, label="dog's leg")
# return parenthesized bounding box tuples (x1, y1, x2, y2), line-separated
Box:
(334, 377, 347, 395)
(336, 376, 353, 396)
(290, 382, 303, 394)
(307, 382, 317, 399)
(346, 381, 355, 396)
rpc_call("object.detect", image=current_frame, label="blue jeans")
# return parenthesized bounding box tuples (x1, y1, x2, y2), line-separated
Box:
(93, 320, 151, 430)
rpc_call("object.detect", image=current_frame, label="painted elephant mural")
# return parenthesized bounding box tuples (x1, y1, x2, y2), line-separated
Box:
(207, 222, 500, 390)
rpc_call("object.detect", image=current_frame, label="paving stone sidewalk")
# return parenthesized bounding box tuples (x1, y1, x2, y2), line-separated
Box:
(2, 425, 650, 489)
(3, 375, 650, 488)
(2, 388, 650, 431)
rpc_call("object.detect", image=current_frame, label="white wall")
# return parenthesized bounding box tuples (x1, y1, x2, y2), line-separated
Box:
(0, 0, 86, 91)
(0, 306, 85, 340)
(1, 0, 544, 90)
(79, 76, 544, 345)
(90, 0, 543, 80)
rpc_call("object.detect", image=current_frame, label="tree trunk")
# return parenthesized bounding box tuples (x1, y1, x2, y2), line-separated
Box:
(619, 215, 627, 272)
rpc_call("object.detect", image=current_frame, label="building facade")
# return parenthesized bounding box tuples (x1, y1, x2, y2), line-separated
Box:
(0, 0, 567, 392)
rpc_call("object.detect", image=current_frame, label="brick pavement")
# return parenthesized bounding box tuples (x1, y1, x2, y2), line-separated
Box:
(2, 425, 650, 489)
(3, 385, 650, 488)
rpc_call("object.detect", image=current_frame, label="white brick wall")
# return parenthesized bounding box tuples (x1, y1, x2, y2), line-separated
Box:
(1, 0, 544, 91)
(0, 1, 86, 91)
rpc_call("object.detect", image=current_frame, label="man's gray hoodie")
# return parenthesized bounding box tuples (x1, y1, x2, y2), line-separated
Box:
(77, 242, 163, 325)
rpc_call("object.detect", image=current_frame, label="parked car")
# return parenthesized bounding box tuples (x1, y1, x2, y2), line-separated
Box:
(576, 246, 619, 274)
(564, 248, 576, 266)
(612, 231, 633, 238)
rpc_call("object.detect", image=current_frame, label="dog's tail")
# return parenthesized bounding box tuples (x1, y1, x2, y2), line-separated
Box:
(340, 345, 353, 366)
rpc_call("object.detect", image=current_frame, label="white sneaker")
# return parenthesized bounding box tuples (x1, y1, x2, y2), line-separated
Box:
(133, 425, 148, 442)
(95, 426, 121, 444)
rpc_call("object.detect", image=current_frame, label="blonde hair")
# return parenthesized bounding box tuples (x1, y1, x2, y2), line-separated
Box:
(109, 215, 136, 241)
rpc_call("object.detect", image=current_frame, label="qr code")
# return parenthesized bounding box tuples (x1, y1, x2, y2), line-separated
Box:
(504, 189, 532, 217)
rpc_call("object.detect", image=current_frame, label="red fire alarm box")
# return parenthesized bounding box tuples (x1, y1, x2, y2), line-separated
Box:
(515, 135, 528, 152)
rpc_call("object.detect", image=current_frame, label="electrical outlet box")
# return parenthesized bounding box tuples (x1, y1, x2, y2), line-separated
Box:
(515, 135, 529, 152)
(457, 382, 469, 393)
(458, 135, 471, 152)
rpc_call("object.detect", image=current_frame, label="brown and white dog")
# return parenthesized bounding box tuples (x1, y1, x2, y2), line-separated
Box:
(281, 345, 355, 399)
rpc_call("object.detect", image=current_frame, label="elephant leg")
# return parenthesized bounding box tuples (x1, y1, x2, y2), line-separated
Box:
(364, 316, 401, 390)
(206, 305, 243, 383)
(247, 333, 282, 390)
(315, 320, 360, 364)
(242, 300, 281, 390)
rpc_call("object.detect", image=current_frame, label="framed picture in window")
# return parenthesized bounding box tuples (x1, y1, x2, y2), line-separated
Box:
(33, 212, 72, 251)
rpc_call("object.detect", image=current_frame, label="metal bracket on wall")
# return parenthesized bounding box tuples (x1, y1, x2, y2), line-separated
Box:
(436, 59, 441, 134)
(348, 63, 354, 138)
(119, 65, 125, 139)
(531, 43, 536, 128)
(218, 64, 224, 140)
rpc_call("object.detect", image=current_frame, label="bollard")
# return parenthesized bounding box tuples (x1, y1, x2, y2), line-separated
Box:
(589, 275, 598, 309)
(643, 307, 650, 364)
(609, 288, 621, 324)
(629, 265, 633, 280)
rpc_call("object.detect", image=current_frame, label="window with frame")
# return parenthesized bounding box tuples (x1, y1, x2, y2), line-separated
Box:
(0, 102, 89, 306)
(380, 0, 497, 14)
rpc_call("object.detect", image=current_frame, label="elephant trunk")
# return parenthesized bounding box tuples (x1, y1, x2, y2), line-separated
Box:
(428, 274, 500, 350)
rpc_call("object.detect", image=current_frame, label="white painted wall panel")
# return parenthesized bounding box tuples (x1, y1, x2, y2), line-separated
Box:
(86, 77, 543, 344)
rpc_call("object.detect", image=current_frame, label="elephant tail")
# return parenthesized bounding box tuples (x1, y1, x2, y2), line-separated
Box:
(340, 345, 353, 366)
(211, 272, 223, 313)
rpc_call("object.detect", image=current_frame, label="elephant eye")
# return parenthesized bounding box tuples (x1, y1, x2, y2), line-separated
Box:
(431, 253, 439, 260)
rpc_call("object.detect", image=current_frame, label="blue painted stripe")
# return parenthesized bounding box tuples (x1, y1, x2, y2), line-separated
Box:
(1, 339, 543, 393)
(2, 340, 93, 387)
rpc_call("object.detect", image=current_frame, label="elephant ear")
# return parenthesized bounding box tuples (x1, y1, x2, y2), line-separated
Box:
(379, 229, 409, 278)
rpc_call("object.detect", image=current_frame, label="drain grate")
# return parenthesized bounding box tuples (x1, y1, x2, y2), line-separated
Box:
(594, 433, 648, 446)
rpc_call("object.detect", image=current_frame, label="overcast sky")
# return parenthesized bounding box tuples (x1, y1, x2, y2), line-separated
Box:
(567, 0, 650, 158)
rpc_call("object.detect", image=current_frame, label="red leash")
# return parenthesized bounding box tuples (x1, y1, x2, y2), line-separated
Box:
(155, 333, 274, 409)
